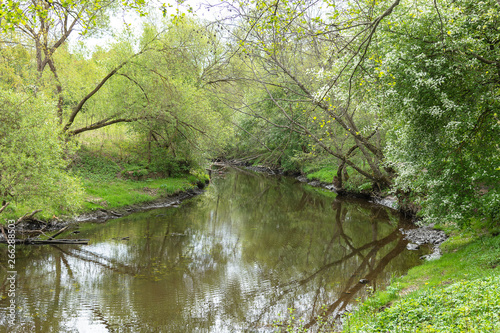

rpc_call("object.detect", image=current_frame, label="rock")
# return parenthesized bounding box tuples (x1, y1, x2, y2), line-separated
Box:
(296, 176, 308, 183)
(323, 184, 337, 191)
(401, 227, 447, 260)
(406, 243, 420, 251)
(372, 196, 398, 210)
(308, 180, 321, 187)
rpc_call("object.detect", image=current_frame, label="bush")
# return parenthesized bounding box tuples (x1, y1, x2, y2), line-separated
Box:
(150, 148, 191, 177)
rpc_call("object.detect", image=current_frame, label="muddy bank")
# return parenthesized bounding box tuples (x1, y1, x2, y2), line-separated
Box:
(71, 187, 205, 224)
(0, 187, 205, 243)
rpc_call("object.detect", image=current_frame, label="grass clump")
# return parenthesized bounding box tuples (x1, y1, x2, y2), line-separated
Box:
(81, 177, 199, 211)
(305, 166, 336, 183)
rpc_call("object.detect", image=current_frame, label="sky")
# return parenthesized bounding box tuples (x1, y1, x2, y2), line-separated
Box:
(68, 0, 223, 53)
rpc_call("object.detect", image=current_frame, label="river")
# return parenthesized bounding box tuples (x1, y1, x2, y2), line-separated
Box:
(0, 168, 428, 332)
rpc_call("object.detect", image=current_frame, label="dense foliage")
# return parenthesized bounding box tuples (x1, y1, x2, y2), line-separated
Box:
(214, 0, 500, 228)
(355, 276, 500, 332)
(377, 0, 500, 227)
(0, 91, 83, 213)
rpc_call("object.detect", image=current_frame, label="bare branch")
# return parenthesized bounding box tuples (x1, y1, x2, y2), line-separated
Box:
(63, 49, 148, 132)
(16, 209, 42, 225)
(0, 202, 9, 215)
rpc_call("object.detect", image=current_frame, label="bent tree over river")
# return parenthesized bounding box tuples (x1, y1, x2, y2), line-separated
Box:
(0, 169, 429, 332)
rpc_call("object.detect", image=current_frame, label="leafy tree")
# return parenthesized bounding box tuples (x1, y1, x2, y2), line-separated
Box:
(0, 90, 83, 216)
(215, 0, 400, 190)
(373, 0, 500, 226)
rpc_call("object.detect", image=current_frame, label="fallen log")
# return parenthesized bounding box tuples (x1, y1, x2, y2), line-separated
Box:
(0, 238, 90, 245)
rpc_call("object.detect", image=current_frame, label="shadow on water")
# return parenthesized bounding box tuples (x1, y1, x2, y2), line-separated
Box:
(0, 169, 428, 332)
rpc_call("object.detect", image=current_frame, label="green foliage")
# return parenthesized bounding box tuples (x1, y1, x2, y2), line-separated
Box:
(149, 148, 191, 177)
(350, 277, 500, 332)
(306, 166, 337, 183)
(345, 233, 500, 333)
(158, 179, 194, 195)
(72, 146, 122, 181)
(375, 0, 500, 227)
(71, 144, 203, 211)
(0, 90, 83, 219)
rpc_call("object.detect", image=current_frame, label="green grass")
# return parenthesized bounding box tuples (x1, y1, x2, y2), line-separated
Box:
(73, 146, 205, 212)
(81, 177, 199, 211)
(343, 232, 500, 333)
(304, 165, 373, 192)
(271, 227, 500, 332)
(306, 166, 337, 183)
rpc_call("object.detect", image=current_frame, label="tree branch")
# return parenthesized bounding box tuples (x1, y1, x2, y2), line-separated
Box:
(68, 117, 145, 136)
(63, 48, 149, 132)
(0, 202, 9, 215)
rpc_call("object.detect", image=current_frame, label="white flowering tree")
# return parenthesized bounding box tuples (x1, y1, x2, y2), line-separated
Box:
(373, 0, 500, 226)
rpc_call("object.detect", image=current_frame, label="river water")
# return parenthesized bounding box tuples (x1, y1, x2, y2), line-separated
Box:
(0, 169, 427, 332)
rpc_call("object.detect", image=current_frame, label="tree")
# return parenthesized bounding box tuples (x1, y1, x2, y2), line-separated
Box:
(374, 0, 500, 226)
(215, 0, 401, 190)
(0, 0, 165, 134)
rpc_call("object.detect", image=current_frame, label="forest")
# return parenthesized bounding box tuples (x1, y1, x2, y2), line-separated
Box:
(0, 0, 499, 331)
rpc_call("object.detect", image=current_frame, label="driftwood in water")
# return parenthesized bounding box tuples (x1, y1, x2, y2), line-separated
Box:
(0, 238, 89, 245)
(47, 226, 69, 240)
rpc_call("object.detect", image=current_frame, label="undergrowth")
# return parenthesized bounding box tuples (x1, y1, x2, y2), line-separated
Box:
(342, 232, 500, 333)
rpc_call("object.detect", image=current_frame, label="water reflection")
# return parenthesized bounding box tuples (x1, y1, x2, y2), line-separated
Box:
(0, 169, 426, 332)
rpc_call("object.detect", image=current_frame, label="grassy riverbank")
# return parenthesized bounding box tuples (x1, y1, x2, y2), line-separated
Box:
(0, 146, 208, 223)
(342, 227, 500, 333)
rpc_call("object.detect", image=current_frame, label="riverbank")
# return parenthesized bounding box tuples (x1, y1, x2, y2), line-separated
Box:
(229, 161, 400, 209)
(0, 146, 209, 234)
(341, 227, 500, 332)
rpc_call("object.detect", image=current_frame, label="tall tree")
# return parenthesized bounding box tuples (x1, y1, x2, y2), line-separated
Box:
(0, 0, 162, 133)
(214, 0, 401, 190)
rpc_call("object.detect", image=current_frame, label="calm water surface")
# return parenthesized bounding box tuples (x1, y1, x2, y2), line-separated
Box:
(0, 169, 427, 332)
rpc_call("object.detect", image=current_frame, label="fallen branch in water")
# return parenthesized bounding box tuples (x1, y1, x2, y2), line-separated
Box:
(47, 226, 69, 240)
(0, 238, 89, 245)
